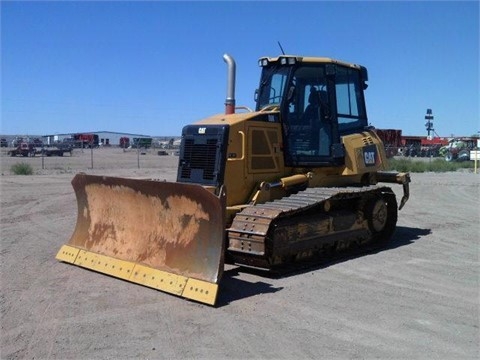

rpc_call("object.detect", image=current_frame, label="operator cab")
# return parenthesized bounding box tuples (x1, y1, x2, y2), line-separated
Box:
(256, 56, 369, 167)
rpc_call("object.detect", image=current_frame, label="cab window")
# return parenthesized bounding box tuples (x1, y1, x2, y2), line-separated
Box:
(335, 66, 367, 134)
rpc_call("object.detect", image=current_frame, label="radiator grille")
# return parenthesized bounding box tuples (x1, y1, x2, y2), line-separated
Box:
(177, 125, 229, 186)
(180, 139, 219, 180)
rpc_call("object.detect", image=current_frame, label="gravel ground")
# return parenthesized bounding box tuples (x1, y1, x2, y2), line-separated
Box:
(1, 147, 479, 359)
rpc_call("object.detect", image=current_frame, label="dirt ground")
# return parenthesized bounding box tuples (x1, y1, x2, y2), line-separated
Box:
(1, 147, 479, 359)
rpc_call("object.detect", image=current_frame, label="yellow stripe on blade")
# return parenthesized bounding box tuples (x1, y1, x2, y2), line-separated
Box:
(130, 264, 188, 296)
(56, 245, 80, 263)
(74, 250, 136, 279)
(183, 278, 219, 306)
(56, 246, 219, 305)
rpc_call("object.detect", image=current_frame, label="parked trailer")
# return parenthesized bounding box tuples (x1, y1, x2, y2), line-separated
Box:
(400, 135, 449, 157)
(374, 131, 457, 158)
(132, 137, 153, 149)
(40, 145, 73, 157)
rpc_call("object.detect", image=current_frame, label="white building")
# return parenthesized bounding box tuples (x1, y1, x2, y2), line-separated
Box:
(44, 131, 153, 147)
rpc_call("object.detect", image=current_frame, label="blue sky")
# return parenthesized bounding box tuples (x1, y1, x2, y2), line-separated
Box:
(2, 1, 479, 137)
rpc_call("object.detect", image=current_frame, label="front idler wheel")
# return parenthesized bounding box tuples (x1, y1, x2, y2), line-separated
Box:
(365, 192, 398, 246)
(370, 198, 388, 233)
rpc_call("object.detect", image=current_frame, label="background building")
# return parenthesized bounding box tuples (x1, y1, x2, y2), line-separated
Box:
(43, 131, 153, 147)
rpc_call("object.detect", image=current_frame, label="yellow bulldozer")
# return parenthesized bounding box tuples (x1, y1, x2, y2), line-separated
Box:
(56, 54, 410, 305)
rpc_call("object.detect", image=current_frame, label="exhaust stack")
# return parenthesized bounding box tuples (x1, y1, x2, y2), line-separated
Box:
(223, 54, 236, 114)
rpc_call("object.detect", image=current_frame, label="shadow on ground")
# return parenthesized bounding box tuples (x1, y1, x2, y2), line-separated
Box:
(216, 271, 283, 307)
(216, 226, 431, 306)
(383, 225, 431, 250)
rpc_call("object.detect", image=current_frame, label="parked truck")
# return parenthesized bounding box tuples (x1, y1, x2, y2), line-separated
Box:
(8, 142, 36, 157)
(73, 133, 99, 148)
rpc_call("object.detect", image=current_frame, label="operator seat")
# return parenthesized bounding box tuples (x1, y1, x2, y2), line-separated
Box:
(302, 87, 321, 126)
(301, 88, 330, 155)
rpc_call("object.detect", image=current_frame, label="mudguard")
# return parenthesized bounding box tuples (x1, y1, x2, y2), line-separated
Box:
(56, 173, 226, 305)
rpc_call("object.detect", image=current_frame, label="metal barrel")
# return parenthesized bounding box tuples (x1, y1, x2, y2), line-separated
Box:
(56, 173, 225, 305)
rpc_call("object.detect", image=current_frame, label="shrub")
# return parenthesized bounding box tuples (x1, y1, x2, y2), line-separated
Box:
(11, 162, 33, 175)
(386, 157, 474, 173)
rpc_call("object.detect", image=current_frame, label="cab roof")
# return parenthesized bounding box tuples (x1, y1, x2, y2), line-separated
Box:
(258, 55, 365, 71)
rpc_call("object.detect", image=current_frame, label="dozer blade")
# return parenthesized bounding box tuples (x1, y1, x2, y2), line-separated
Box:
(56, 173, 226, 305)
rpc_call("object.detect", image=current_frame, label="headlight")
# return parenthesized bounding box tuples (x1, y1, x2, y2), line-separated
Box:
(279, 56, 296, 65)
(258, 58, 269, 67)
